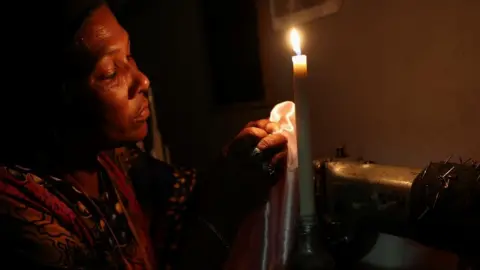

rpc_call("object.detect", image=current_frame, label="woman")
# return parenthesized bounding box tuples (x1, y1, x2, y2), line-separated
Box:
(0, 1, 287, 269)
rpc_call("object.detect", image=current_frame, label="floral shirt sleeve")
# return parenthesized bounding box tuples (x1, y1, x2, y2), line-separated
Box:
(0, 166, 104, 269)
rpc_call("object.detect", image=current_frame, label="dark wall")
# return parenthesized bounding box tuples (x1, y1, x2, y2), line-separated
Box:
(258, 0, 480, 167)
(256, 0, 479, 268)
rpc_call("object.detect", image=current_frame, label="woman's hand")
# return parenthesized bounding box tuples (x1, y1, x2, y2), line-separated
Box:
(225, 119, 288, 172)
(195, 119, 288, 239)
(178, 119, 288, 269)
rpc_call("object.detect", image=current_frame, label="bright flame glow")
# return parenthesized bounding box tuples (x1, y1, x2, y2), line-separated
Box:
(290, 28, 302, 55)
(269, 101, 298, 170)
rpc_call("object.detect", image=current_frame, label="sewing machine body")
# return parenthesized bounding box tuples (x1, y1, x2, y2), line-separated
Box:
(312, 154, 480, 268)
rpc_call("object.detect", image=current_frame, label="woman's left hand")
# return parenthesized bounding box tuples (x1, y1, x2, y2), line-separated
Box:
(195, 119, 288, 238)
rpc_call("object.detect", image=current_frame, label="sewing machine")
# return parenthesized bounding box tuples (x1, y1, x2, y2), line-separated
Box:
(310, 148, 480, 269)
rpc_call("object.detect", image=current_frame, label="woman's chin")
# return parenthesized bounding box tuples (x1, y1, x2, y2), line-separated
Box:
(134, 122, 149, 141)
(123, 122, 149, 144)
(106, 122, 149, 148)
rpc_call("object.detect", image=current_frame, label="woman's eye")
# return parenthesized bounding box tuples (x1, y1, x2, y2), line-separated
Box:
(101, 70, 117, 80)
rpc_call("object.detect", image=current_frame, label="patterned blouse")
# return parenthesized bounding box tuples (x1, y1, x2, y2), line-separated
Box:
(0, 147, 196, 269)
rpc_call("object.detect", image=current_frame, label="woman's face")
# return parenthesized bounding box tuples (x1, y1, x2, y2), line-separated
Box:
(69, 4, 150, 147)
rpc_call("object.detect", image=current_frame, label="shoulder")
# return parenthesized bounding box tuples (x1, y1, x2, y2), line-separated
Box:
(0, 164, 81, 234)
(108, 146, 198, 200)
(0, 164, 33, 207)
(110, 146, 197, 183)
(0, 164, 45, 203)
(0, 163, 32, 180)
(0, 164, 54, 197)
(0, 164, 70, 222)
(0, 165, 88, 268)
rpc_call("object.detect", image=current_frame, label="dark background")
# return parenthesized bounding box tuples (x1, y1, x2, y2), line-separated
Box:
(114, 0, 265, 107)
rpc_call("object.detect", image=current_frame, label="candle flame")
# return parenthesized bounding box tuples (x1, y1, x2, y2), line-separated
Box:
(290, 28, 302, 55)
(269, 101, 298, 170)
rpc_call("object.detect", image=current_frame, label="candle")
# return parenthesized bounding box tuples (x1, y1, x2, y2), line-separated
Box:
(292, 55, 307, 78)
(290, 28, 315, 217)
(291, 29, 307, 78)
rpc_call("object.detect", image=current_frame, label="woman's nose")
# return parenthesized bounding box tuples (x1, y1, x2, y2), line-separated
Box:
(129, 69, 150, 98)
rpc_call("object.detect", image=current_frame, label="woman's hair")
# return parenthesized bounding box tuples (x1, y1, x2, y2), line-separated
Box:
(0, 0, 106, 165)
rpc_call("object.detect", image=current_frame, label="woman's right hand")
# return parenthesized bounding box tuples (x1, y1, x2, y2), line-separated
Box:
(195, 119, 288, 238)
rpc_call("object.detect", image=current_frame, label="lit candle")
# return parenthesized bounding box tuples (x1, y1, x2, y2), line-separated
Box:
(291, 29, 307, 78)
(290, 28, 315, 217)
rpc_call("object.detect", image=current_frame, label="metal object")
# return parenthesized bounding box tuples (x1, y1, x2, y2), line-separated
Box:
(287, 215, 335, 270)
(228, 144, 480, 269)
(314, 158, 418, 265)
(314, 158, 480, 267)
(320, 160, 419, 229)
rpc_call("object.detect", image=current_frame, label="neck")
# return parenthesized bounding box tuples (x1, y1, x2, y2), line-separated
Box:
(53, 137, 108, 197)
(58, 144, 100, 173)
(53, 128, 109, 173)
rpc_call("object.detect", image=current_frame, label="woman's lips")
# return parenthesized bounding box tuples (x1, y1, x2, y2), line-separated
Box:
(134, 102, 151, 122)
